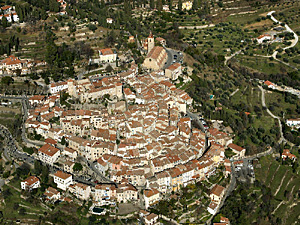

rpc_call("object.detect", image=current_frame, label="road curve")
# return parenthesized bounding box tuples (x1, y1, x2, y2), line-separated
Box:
(258, 86, 291, 145)
(267, 11, 298, 50)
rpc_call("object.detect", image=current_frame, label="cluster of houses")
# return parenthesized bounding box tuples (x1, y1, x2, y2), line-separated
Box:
(21, 48, 249, 212)
(0, 55, 46, 75)
(0, 5, 19, 23)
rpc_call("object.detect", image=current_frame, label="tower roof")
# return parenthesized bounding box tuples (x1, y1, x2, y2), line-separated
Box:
(148, 31, 154, 38)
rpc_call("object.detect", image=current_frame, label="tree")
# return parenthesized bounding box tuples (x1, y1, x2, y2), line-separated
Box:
(19, 207, 26, 215)
(73, 163, 83, 172)
(105, 65, 113, 72)
(178, 0, 182, 11)
(192, 0, 198, 10)
(41, 165, 49, 183)
(2, 17, 8, 28)
(157, 0, 162, 11)
(169, 0, 173, 10)
(150, 0, 155, 9)
(61, 136, 66, 145)
(1, 76, 14, 86)
(88, 24, 97, 32)
(34, 160, 42, 175)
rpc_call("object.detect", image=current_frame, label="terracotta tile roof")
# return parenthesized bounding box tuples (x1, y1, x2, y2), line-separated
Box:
(64, 147, 76, 154)
(45, 138, 57, 145)
(146, 213, 158, 221)
(46, 186, 59, 195)
(1, 5, 12, 10)
(38, 144, 60, 157)
(210, 184, 225, 197)
(228, 143, 245, 152)
(54, 171, 72, 180)
(99, 48, 114, 56)
(23, 176, 39, 186)
(144, 188, 159, 198)
(1, 55, 22, 65)
(208, 201, 218, 210)
(264, 80, 273, 86)
(166, 63, 181, 71)
(146, 46, 165, 60)
(75, 182, 89, 190)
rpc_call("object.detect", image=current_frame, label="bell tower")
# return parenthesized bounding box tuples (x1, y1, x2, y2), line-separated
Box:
(147, 31, 155, 53)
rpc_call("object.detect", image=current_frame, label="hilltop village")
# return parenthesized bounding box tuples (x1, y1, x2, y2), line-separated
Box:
(1, 0, 299, 223)
(17, 31, 248, 224)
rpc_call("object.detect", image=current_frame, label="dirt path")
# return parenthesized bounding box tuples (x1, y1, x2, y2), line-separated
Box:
(274, 170, 288, 196)
(272, 201, 285, 214)
(268, 165, 280, 187)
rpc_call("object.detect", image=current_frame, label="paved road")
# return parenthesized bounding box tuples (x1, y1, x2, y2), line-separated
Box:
(0, 124, 35, 165)
(267, 11, 298, 50)
(178, 24, 215, 30)
(164, 48, 183, 70)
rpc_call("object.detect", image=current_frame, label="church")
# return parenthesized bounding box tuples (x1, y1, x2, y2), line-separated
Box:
(142, 32, 168, 71)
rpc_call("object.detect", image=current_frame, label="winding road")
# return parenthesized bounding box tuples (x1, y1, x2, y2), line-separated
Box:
(258, 85, 293, 145)
(225, 11, 299, 71)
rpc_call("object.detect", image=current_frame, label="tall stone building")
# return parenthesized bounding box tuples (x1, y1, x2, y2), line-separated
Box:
(143, 31, 155, 53)
(147, 31, 155, 53)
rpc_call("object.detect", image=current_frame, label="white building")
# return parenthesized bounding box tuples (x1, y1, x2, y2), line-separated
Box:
(53, 171, 73, 191)
(0, 55, 23, 74)
(227, 143, 246, 159)
(44, 187, 61, 201)
(94, 184, 117, 203)
(257, 34, 272, 44)
(21, 176, 40, 191)
(68, 183, 91, 200)
(106, 18, 113, 24)
(182, 1, 193, 10)
(98, 48, 117, 63)
(38, 144, 60, 165)
(264, 80, 275, 89)
(50, 81, 68, 94)
(207, 201, 218, 214)
(144, 188, 160, 209)
(286, 118, 300, 128)
(165, 63, 182, 80)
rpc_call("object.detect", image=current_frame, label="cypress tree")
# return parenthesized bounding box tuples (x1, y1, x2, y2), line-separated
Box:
(150, 0, 155, 9)
(169, 0, 172, 10)
(157, 0, 162, 11)
(192, 0, 198, 10)
(178, 0, 182, 11)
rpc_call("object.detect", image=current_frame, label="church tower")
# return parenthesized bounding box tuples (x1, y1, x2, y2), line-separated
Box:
(147, 31, 155, 53)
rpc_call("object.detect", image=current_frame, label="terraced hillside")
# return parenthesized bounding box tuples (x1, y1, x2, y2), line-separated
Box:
(256, 156, 300, 225)
(218, 155, 299, 224)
